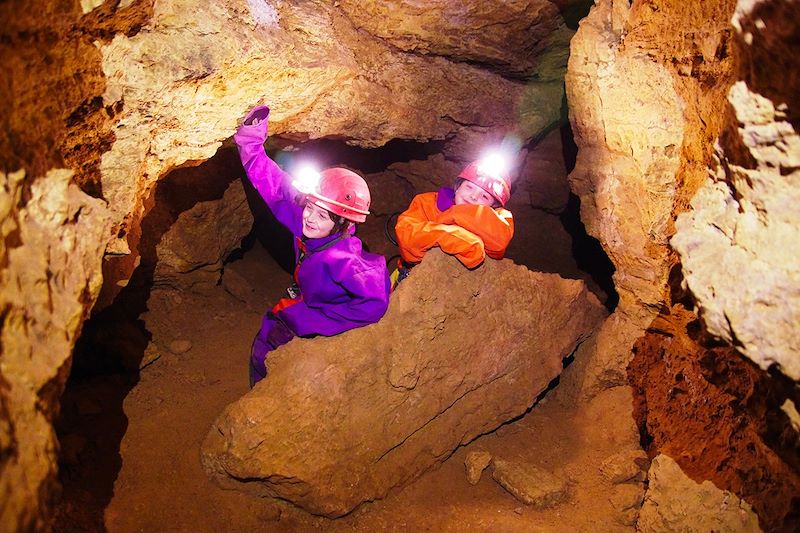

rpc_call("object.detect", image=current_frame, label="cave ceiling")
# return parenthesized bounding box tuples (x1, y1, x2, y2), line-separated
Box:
(98, 0, 574, 262)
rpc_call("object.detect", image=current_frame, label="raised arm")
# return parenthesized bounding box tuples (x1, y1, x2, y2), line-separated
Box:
(436, 205, 514, 259)
(233, 106, 302, 235)
(395, 194, 486, 268)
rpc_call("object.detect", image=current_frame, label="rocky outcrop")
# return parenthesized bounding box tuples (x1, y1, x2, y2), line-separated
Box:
(562, 0, 800, 530)
(0, 170, 110, 531)
(154, 179, 251, 287)
(672, 0, 800, 381)
(202, 250, 605, 517)
(638, 455, 761, 532)
(336, 0, 573, 80)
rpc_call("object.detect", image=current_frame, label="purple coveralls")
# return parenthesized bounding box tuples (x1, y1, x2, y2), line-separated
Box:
(234, 106, 391, 385)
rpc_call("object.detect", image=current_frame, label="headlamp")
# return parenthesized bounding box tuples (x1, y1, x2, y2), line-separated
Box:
(476, 151, 509, 180)
(291, 164, 321, 194)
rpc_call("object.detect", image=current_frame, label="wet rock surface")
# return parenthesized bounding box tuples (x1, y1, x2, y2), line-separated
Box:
(201, 250, 605, 517)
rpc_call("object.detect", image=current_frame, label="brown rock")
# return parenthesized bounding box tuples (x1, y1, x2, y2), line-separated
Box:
(337, 0, 572, 80)
(511, 130, 570, 215)
(599, 449, 650, 484)
(201, 250, 605, 517)
(671, 0, 800, 381)
(608, 483, 644, 511)
(0, 169, 110, 531)
(638, 454, 761, 532)
(491, 458, 570, 509)
(169, 340, 192, 355)
(155, 179, 252, 282)
(465, 450, 493, 485)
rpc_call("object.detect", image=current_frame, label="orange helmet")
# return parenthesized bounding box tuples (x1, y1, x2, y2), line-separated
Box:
(458, 161, 511, 207)
(307, 168, 371, 223)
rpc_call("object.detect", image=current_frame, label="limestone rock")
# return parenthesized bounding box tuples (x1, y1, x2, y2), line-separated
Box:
(566, 0, 685, 313)
(672, 0, 800, 380)
(0, 169, 110, 531)
(491, 458, 570, 509)
(465, 450, 493, 485)
(154, 179, 252, 281)
(637, 454, 761, 533)
(202, 250, 605, 517)
(600, 449, 650, 484)
(337, 0, 573, 80)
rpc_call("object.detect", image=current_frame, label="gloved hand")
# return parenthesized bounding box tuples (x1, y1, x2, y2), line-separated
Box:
(265, 312, 295, 349)
(243, 105, 270, 127)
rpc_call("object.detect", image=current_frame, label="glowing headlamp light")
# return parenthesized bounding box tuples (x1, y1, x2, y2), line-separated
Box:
(291, 164, 321, 194)
(476, 152, 509, 180)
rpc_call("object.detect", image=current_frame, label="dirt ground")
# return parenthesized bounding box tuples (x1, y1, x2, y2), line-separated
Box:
(55, 208, 633, 532)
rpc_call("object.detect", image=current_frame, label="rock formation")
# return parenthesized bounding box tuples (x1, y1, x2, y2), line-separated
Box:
(1, 0, 798, 530)
(97, 0, 567, 296)
(0, 170, 110, 531)
(672, 0, 800, 381)
(638, 455, 761, 532)
(566, 0, 800, 530)
(202, 250, 605, 517)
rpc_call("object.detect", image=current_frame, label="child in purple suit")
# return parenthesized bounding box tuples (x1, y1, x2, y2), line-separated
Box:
(235, 105, 390, 387)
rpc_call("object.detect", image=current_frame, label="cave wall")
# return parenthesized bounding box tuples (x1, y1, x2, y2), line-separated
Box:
(565, 0, 799, 530)
(0, 1, 150, 529)
(0, 0, 577, 528)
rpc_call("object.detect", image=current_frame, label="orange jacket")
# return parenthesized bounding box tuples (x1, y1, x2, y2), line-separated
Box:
(395, 189, 514, 269)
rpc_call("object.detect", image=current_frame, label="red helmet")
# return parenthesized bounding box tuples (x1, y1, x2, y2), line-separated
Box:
(308, 167, 371, 223)
(458, 161, 511, 206)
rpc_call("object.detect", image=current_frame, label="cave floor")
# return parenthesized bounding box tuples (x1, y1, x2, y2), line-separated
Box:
(57, 211, 631, 532)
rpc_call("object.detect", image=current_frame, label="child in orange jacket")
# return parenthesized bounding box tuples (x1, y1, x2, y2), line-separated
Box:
(393, 159, 514, 284)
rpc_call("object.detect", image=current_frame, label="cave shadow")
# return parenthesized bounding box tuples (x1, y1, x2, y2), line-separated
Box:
(54, 145, 251, 530)
(557, 97, 619, 312)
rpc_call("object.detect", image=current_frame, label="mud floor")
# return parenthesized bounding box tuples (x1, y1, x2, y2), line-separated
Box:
(55, 207, 628, 532)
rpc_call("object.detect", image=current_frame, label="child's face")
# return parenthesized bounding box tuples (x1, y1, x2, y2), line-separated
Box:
(454, 180, 495, 207)
(302, 201, 335, 239)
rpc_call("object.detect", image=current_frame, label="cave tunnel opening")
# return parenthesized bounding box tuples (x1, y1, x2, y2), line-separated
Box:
(56, 125, 618, 528)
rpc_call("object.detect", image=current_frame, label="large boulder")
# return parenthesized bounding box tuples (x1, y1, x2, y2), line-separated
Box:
(154, 178, 252, 287)
(201, 250, 606, 517)
(638, 455, 760, 532)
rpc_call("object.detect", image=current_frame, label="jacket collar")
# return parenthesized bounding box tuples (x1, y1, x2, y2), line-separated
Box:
(437, 187, 455, 211)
